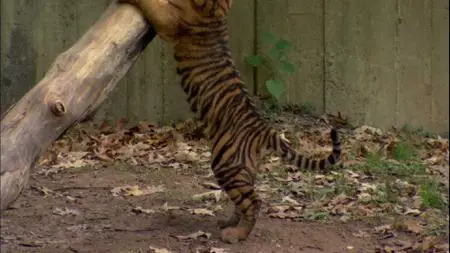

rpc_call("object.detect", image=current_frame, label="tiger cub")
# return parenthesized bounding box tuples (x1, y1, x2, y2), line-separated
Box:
(119, 0, 341, 243)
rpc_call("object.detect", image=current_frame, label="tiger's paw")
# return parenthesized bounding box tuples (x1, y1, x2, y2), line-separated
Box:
(220, 227, 250, 244)
(217, 215, 240, 229)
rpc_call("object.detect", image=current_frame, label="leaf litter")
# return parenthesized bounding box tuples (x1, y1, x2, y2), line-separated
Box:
(34, 112, 449, 251)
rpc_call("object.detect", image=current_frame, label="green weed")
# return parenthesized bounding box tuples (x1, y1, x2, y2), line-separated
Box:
(299, 102, 315, 116)
(391, 142, 415, 161)
(419, 179, 446, 210)
(360, 154, 426, 178)
(306, 210, 330, 221)
(245, 32, 296, 106)
(401, 124, 434, 138)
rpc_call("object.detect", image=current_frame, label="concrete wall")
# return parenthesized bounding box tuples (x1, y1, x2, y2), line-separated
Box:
(257, 0, 448, 134)
(1, 0, 448, 134)
(323, 0, 449, 133)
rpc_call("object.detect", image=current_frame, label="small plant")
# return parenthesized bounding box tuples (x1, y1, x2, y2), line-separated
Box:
(400, 124, 434, 138)
(391, 142, 415, 161)
(261, 100, 281, 120)
(299, 102, 315, 115)
(309, 211, 330, 221)
(356, 181, 398, 205)
(245, 32, 296, 106)
(419, 179, 445, 210)
(332, 173, 358, 197)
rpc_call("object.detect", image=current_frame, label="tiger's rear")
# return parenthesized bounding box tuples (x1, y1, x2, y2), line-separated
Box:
(120, 0, 341, 244)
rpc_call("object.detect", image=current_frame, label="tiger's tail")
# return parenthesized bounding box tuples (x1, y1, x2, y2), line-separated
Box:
(269, 128, 341, 172)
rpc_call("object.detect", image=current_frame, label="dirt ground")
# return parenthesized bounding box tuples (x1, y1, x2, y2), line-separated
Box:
(1, 115, 448, 253)
(1, 163, 381, 253)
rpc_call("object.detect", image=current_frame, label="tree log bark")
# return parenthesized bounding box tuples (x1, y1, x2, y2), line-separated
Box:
(0, 1, 155, 211)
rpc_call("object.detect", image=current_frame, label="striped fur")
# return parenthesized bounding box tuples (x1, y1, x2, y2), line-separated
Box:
(120, 0, 341, 243)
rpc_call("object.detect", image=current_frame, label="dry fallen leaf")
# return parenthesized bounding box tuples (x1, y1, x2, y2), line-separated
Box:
(374, 224, 392, 233)
(354, 125, 383, 138)
(149, 246, 173, 253)
(403, 207, 421, 216)
(379, 246, 396, 253)
(282, 196, 300, 206)
(402, 219, 423, 234)
(188, 208, 215, 216)
(32, 186, 53, 196)
(412, 236, 441, 251)
(192, 190, 224, 203)
(267, 205, 302, 219)
(175, 142, 199, 162)
(132, 206, 156, 215)
(38, 151, 58, 166)
(208, 247, 229, 253)
(199, 181, 221, 190)
(53, 207, 80, 216)
(161, 202, 181, 212)
(126, 185, 165, 197)
(279, 132, 291, 143)
(173, 231, 211, 241)
(110, 185, 164, 197)
(352, 230, 370, 238)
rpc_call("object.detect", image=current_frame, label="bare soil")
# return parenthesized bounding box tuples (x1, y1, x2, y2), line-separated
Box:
(1, 162, 397, 253)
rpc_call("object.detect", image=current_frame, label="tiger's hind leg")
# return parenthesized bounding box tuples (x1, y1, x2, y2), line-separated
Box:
(215, 164, 261, 243)
(217, 206, 241, 229)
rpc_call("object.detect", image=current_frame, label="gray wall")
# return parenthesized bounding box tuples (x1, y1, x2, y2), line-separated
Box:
(1, 0, 448, 134)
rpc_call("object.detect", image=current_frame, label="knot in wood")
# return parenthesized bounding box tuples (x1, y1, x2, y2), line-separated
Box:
(49, 100, 66, 116)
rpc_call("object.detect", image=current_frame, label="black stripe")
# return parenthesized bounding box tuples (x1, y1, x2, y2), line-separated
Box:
(185, 66, 230, 102)
(328, 155, 335, 164)
(211, 140, 233, 169)
(240, 198, 258, 214)
(175, 48, 230, 61)
(296, 155, 304, 167)
(240, 121, 265, 161)
(196, 67, 238, 101)
(319, 159, 326, 169)
(177, 56, 224, 75)
(186, 62, 233, 91)
(182, 19, 227, 29)
(222, 179, 249, 192)
(210, 104, 256, 149)
(260, 127, 272, 149)
(199, 80, 240, 121)
(187, 67, 235, 105)
(235, 189, 255, 206)
(207, 87, 246, 124)
(215, 165, 241, 180)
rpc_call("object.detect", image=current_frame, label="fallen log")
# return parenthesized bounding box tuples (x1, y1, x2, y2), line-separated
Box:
(0, 1, 155, 211)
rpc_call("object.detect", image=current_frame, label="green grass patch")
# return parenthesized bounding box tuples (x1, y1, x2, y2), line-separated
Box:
(419, 179, 446, 210)
(391, 142, 416, 161)
(333, 173, 359, 196)
(305, 210, 330, 221)
(358, 154, 427, 178)
(313, 173, 359, 199)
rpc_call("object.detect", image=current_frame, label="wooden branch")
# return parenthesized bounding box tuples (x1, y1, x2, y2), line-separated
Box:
(0, 1, 155, 211)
